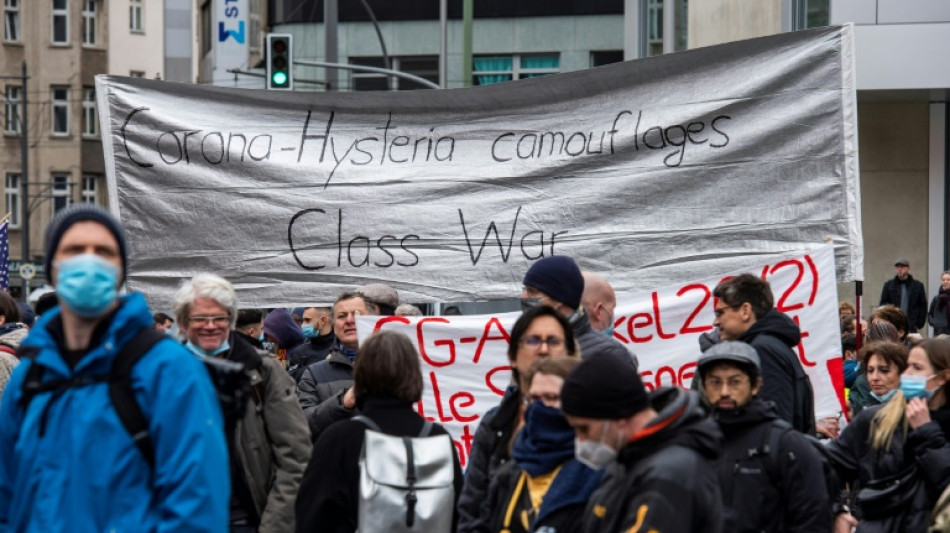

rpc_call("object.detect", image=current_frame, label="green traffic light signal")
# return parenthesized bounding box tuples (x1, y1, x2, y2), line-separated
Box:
(272, 71, 288, 86)
(266, 34, 293, 90)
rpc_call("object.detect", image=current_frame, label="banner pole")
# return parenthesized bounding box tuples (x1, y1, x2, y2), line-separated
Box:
(855, 280, 863, 350)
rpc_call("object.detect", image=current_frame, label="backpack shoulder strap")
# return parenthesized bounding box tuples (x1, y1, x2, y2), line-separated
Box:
(419, 420, 434, 437)
(761, 418, 796, 484)
(108, 328, 169, 468)
(353, 414, 382, 432)
(17, 359, 47, 410)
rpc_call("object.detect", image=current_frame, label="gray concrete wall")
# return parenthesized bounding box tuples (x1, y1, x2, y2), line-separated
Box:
(837, 102, 931, 320)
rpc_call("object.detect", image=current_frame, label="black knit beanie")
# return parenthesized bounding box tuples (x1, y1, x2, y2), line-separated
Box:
(561, 353, 649, 419)
(522, 255, 584, 310)
(44, 204, 128, 284)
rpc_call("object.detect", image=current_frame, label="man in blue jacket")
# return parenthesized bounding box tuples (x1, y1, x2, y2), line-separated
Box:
(0, 204, 229, 532)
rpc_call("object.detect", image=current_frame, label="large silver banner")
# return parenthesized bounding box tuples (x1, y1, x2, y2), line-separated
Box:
(97, 25, 861, 308)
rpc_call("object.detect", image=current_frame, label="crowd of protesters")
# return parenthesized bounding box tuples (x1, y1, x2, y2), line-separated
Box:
(3, 205, 950, 532)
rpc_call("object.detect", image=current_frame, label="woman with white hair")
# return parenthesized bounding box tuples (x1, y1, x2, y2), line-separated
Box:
(173, 273, 312, 533)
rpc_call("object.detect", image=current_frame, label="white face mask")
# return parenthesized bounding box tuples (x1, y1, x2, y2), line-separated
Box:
(575, 421, 618, 470)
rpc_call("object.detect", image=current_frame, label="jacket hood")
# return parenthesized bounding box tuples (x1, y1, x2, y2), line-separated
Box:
(711, 397, 781, 430)
(263, 308, 304, 350)
(0, 323, 29, 349)
(20, 293, 152, 377)
(742, 309, 801, 348)
(619, 387, 723, 463)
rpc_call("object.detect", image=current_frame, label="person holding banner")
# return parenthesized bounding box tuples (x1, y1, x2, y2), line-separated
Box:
(477, 356, 601, 533)
(458, 306, 578, 533)
(712, 274, 816, 434)
(827, 338, 950, 533)
(561, 353, 723, 533)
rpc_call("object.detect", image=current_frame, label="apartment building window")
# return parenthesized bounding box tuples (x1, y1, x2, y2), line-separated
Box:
(349, 56, 439, 91)
(3, 0, 19, 42)
(51, 86, 69, 136)
(5, 173, 20, 228)
(591, 51, 624, 68)
(82, 0, 97, 46)
(473, 54, 559, 86)
(248, 0, 262, 54)
(130, 0, 143, 33)
(82, 87, 97, 137)
(129, 71, 145, 78)
(4, 86, 20, 135)
(201, 1, 212, 57)
(52, 0, 69, 44)
(52, 174, 70, 214)
(82, 175, 99, 204)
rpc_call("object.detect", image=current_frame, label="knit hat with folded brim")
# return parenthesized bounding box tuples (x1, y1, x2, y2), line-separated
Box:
(561, 353, 649, 419)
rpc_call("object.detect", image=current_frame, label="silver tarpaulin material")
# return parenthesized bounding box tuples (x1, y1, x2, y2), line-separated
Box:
(97, 25, 862, 308)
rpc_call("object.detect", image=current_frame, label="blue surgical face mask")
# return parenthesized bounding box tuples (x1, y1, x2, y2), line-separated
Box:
(301, 324, 319, 338)
(870, 388, 899, 403)
(186, 340, 230, 359)
(55, 254, 119, 318)
(900, 374, 936, 400)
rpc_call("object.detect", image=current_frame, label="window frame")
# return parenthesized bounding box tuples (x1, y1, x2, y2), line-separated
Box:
(349, 56, 440, 91)
(3, 0, 19, 43)
(51, 173, 71, 215)
(82, 0, 97, 46)
(51, 0, 69, 45)
(4, 85, 20, 135)
(472, 53, 560, 86)
(82, 87, 97, 138)
(51, 86, 70, 136)
(129, 0, 143, 33)
(5, 173, 20, 228)
(81, 174, 99, 205)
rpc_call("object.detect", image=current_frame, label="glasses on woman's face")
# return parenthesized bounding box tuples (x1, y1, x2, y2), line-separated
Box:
(519, 336, 565, 349)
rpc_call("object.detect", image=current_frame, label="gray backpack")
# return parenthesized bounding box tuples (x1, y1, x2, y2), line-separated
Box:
(354, 415, 455, 533)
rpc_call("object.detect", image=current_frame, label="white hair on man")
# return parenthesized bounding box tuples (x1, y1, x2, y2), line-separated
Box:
(172, 273, 238, 328)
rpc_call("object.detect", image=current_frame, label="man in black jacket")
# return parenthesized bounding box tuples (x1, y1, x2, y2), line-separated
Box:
(712, 274, 816, 434)
(699, 341, 832, 533)
(880, 258, 928, 332)
(286, 307, 335, 382)
(561, 353, 723, 533)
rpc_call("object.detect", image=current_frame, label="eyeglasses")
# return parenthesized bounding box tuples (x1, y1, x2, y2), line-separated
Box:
(713, 305, 739, 318)
(705, 376, 750, 390)
(519, 336, 565, 349)
(188, 315, 230, 327)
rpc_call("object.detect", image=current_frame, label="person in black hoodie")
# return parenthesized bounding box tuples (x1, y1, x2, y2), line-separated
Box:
(880, 258, 928, 333)
(930, 272, 950, 336)
(699, 341, 832, 533)
(561, 352, 723, 533)
(712, 274, 816, 434)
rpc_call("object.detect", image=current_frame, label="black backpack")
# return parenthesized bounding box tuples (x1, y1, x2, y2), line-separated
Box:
(18, 328, 169, 466)
(18, 328, 255, 467)
(759, 418, 843, 516)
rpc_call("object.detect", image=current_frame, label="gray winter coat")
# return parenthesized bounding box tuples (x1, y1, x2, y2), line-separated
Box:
(296, 347, 355, 441)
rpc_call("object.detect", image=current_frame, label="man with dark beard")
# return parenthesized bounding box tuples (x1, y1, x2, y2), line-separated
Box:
(699, 341, 832, 533)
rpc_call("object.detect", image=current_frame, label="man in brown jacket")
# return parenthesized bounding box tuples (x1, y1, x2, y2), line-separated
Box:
(174, 273, 312, 533)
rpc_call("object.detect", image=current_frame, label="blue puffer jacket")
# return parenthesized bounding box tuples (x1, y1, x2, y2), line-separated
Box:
(0, 293, 230, 533)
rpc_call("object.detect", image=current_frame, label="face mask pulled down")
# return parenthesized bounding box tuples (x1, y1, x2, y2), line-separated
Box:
(55, 254, 119, 318)
(575, 420, 622, 470)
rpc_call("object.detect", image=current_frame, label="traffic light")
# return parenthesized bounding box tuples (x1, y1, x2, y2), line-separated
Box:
(266, 34, 293, 90)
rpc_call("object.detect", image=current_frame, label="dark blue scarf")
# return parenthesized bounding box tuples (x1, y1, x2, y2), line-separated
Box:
(338, 342, 358, 362)
(511, 401, 576, 477)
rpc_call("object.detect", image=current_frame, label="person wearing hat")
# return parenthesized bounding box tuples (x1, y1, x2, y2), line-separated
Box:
(356, 283, 399, 315)
(880, 258, 927, 333)
(698, 341, 833, 533)
(560, 353, 723, 533)
(521, 255, 636, 367)
(0, 204, 229, 532)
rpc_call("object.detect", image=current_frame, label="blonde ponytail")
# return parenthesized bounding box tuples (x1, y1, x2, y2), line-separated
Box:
(870, 389, 908, 451)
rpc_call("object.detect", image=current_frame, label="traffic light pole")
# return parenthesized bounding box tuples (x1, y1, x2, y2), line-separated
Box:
(21, 61, 28, 294)
(324, 0, 338, 91)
